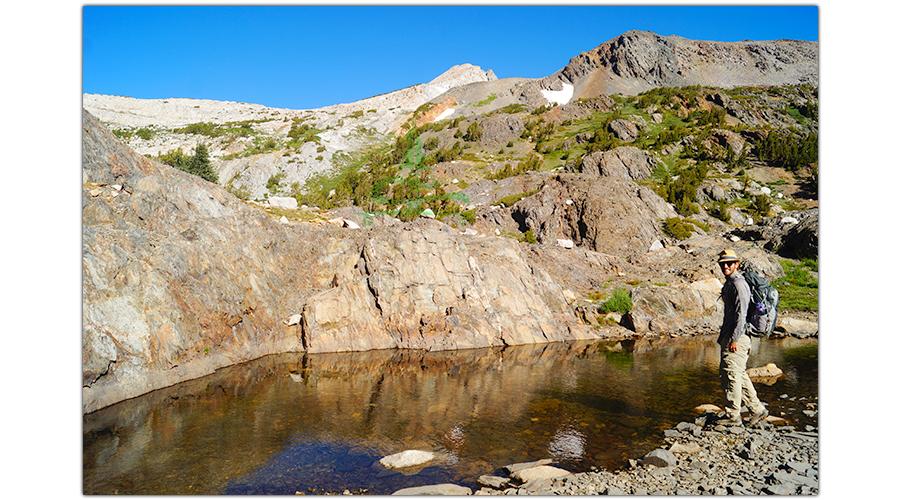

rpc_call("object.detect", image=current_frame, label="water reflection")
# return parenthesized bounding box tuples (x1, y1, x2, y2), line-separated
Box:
(83, 335, 817, 495)
(548, 421, 586, 461)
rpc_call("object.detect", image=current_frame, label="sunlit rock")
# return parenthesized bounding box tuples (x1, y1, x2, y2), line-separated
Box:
(510, 465, 572, 483)
(379, 450, 435, 469)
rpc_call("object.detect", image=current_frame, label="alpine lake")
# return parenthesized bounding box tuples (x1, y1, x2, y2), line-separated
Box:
(83, 335, 818, 495)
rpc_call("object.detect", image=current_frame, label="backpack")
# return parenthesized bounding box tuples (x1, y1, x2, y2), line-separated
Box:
(740, 262, 780, 338)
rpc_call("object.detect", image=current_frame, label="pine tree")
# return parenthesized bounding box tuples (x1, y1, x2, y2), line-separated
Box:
(189, 143, 218, 184)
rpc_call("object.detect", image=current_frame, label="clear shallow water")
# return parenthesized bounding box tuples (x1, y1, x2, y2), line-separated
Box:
(83, 335, 817, 495)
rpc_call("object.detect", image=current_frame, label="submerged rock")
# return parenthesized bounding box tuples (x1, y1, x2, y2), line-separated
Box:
(379, 450, 435, 469)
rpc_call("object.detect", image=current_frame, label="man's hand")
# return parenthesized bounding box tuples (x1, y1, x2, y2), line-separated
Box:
(729, 341, 738, 353)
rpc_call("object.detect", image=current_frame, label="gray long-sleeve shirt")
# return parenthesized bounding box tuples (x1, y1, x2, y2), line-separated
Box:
(718, 270, 751, 347)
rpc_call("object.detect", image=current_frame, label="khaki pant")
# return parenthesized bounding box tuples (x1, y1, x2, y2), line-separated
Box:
(719, 334, 765, 419)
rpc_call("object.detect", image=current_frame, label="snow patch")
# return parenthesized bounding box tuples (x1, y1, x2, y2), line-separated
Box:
(541, 83, 574, 106)
(434, 107, 456, 122)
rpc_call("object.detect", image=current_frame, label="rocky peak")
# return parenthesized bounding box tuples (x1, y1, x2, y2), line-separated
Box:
(428, 63, 498, 88)
(421, 63, 498, 101)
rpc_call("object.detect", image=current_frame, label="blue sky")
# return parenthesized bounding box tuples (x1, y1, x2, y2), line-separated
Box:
(82, 4, 819, 110)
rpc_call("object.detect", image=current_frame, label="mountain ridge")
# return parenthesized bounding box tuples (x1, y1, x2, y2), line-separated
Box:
(540, 30, 817, 101)
(82, 29, 818, 204)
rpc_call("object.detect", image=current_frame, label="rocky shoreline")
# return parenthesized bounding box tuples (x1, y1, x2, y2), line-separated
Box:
(386, 388, 818, 496)
(473, 415, 817, 495)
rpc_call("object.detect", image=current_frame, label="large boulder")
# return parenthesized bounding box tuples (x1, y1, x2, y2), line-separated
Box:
(607, 118, 642, 141)
(624, 279, 723, 335)
(579, 146, 658, 181)
(776, 317, 819, 337)
(642, 448, 678, 468)
(480, 114, 525, 148)
(512, 173, 677, 258)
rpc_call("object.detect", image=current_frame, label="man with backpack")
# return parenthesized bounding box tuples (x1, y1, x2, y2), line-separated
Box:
(716, 249, 769, 426)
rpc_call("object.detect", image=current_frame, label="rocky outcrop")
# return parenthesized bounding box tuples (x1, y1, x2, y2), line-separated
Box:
(300, 220, 602, 354)
(479, 113, 526, 148)
(82, 110, 602, 413)
(579, 146, 658, 181)
(607, 118, 643, 142)
(624, 279, 724, 335)
(729, 209, 818, 258)
(83, 109, 360, 413)
(511, 174, 677, 258)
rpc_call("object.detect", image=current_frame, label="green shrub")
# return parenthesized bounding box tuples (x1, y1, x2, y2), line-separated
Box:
(494, 189, 539, 207)
(177, 122, 224, 137)
(601, 288, 632, 314)
(662, 217, 693, 240)
(226, 183, 251, 200)
(708, 201, 730, 222)
(463, 121, 483, 142)
(424, 136, 440, 150)
(749, 194, 772, 219)
(522, 228, 537, 244)
(499, 103, 528, 114)
(686, 218, 709, 233)
(266, 172, 284, 194)
(474, 94, 496, 107)
(488, 154, 541, 180)
(112, 128, 133, 140)
(155, 143, 217, 183)
(500, 228, 538, 244)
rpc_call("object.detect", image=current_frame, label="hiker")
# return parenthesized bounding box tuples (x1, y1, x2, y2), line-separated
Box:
(716, 249, 769, 426)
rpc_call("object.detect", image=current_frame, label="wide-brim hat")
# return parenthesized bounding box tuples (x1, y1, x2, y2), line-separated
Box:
(717, 249, 741, 264)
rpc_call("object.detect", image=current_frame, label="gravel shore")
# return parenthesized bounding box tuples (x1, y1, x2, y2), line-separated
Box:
(391, 406, 818, 496)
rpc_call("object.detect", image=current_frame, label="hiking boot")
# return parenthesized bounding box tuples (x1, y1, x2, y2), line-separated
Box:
(748, 408, 769, 426)
(717, 416, 743, 426)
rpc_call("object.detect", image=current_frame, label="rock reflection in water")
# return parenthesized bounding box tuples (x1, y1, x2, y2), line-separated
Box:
(83, 336, 817, 495)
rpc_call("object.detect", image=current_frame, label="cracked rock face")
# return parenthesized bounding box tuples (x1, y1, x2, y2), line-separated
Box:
(82, 110, 602, 413)
(300, 221, 601, 354)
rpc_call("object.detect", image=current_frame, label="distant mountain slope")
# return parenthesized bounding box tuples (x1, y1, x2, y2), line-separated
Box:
(82, 64, 496, 199)
(82, 31, 817, 200)
(542, 30, 818, 100)
(83, 63, 496, 130)
(432, 31, 817, 117)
